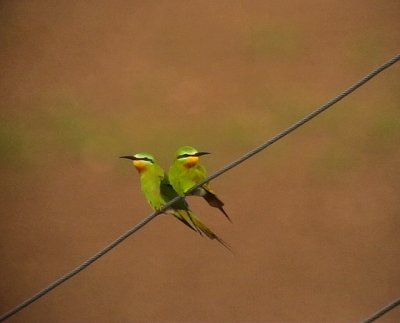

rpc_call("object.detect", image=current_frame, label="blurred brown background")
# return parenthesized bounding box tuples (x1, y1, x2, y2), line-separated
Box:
(0, 1, 399, 322)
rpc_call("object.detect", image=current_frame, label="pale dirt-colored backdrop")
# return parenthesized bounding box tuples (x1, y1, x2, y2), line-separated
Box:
(1, 1, 399, 322)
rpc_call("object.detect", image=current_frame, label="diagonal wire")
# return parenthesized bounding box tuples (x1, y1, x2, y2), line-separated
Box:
(359, 298, 400, 323)
(0, 53, 399, 322)
(186, 53, 400, 190)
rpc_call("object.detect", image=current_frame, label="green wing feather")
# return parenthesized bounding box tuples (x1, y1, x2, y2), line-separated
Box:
(169, 161, 231, 221)
(161, 176, 229, 248)
(160, 176, 200, 234)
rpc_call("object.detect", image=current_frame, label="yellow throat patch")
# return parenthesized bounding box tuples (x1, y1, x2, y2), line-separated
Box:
(133, 160, 148, 173)
(184, 156, 199, 168)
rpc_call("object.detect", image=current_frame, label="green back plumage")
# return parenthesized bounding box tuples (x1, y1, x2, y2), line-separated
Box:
(160, 176, 189, 210)
(138, 162, 166, 210)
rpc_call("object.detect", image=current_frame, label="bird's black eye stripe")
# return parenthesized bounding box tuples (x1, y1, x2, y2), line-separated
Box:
(136, 157, 154, 163)
(177, 153, 192, 159)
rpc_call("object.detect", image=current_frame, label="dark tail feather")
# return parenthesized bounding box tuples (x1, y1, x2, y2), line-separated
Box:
(171, 210, 203, 236)
(192, 216, 232, 251)
(203, 190, 232, 222)
(175, 216, 199, 234)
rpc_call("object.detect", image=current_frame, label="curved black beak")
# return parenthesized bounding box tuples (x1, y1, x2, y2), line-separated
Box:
(194, 151, 210, 157)
(120, 155, 137, 160)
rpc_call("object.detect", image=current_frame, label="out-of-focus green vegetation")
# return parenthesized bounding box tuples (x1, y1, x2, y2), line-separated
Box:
(246, 25, 302, 60)
(0, 121, 27, 168)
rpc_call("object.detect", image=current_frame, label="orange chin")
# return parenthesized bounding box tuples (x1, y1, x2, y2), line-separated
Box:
(184, 156, 199, 168)
(133, 160, 147, 173)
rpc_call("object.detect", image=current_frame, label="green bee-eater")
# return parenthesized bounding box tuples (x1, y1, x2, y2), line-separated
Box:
(168, 146, 231, 222)
(120, 152, 229, 248)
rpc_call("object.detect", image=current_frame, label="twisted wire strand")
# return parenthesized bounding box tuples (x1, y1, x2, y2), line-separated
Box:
(186, 53, 400, 189)
(360, 298, 400, 323)
(0, 53, 399, 322)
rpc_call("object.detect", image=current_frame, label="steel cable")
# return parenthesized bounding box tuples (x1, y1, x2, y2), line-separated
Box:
(359, 298, 400, 323)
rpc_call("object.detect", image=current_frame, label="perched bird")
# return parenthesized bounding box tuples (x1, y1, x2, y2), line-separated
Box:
(120, 152, 229, 248)
(168, 146, 231, 222)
